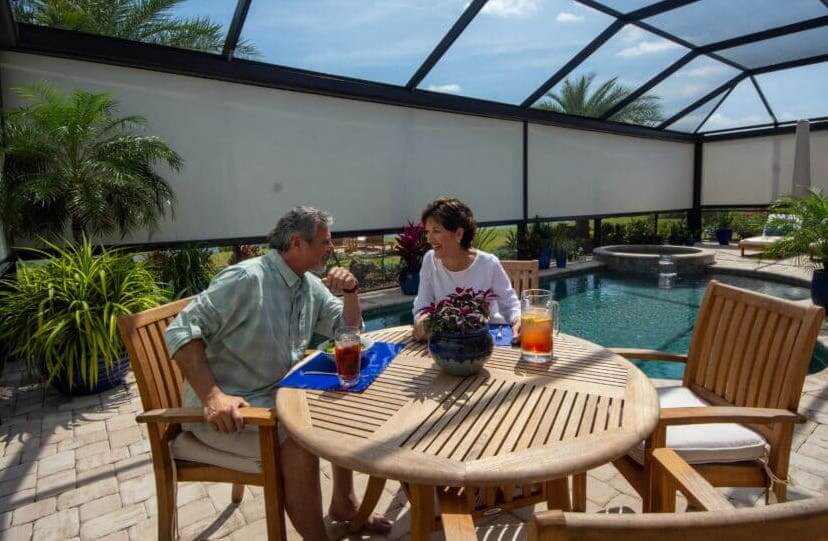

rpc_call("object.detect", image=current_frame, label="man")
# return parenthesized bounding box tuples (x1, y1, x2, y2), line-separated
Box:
(165, 207, 391, 539)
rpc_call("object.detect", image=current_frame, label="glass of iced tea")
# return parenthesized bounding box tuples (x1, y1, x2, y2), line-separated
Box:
(334, 326, 362, 388)
(520, 289, 560, 363)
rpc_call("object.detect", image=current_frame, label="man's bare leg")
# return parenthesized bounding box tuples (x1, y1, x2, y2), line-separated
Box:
(280, 437, 329, 540)
(329, 465, 392, 533)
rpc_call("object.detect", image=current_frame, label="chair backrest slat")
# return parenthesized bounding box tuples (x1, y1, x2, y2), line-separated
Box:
(722, 303, 758, 402)
(684, 281, 823, 413)
(118, 297, 194, 413)
(501, 260, 540, 297)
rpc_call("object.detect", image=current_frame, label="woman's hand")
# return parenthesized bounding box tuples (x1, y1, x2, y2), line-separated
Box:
(510, 318, 521, 346)
(412, 313, 429, 342)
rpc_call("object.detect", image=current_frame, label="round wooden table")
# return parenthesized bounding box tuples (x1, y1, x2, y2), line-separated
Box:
(275, 325, 659, 538)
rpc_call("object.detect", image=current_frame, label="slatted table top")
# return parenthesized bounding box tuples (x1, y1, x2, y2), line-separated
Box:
(275, 326, 659, 487)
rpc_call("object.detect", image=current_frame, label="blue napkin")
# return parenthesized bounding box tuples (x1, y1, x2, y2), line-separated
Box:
(277, 341, 403, 393)
(489, 323, 514, 346)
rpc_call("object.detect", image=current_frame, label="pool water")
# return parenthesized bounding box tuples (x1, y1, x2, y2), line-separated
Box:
(363, 272, 827, 380)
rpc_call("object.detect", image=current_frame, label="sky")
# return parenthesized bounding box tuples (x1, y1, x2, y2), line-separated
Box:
(170, 0, 828, 133)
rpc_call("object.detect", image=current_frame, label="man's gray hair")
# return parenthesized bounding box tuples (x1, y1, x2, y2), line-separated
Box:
(268, 206, 333, 252)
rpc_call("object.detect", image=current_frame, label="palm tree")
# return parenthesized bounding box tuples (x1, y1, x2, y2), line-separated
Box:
(0, 81, 181, 243)
(536, 73, 663, 125)
(14, 0, 257, 56)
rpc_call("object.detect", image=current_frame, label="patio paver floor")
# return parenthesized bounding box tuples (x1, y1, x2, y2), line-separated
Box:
(0, 246, 826, 540)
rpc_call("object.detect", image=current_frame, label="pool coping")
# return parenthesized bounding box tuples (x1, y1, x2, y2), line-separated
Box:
(358, 255, 812, 314)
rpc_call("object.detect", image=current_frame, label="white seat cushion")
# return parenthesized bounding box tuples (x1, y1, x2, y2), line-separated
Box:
(740, 235, 782, 245)
(171, 431, 261, 474)
(628, 386, 768, 465)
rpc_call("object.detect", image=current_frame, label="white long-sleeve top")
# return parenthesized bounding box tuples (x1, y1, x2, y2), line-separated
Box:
(412, 249, 521, 325)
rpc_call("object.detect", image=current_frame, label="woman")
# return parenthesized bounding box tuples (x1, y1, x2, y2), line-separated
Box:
(412, 197, 521, 342)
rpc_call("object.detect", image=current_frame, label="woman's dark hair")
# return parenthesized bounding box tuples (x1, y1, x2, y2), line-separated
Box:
(421, 197, 477, 249)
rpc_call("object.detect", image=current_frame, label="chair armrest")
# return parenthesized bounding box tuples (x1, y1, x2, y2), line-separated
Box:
(609, 348, 687, 363)
(136, 407, 276, 426)
(652, 448, 734, 512)
(659, 406, 798, 426)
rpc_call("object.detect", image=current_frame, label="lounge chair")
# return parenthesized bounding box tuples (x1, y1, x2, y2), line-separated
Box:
(738, 214, 797, 256)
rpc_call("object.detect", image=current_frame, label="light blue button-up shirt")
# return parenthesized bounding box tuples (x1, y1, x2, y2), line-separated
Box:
(165, 250, 347, 409)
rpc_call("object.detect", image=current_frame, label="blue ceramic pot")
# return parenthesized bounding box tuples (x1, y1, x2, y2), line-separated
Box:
(555, 252, 567, 268)
(538, 243, 552, 270)
(399, 271, 420, 295)
(716, 228, 733, 246)
(52, 354, 129, 396)
(812, 270, 828, 308)
(428, 326, 493, 376)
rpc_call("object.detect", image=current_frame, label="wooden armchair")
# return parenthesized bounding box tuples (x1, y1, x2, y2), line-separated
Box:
(529, 448, 828, 541)
(610, 280, 824, 510)
(117, 298, 287, 540)
(501, 259, 540, 296)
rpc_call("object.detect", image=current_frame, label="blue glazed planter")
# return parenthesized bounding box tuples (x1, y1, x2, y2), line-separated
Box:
(428, 326, 493, 376)
(716, 228, 733, 246)
(52, 354, 129, 396)
(812, 270, 828, 308)
(399, 271, 420, 296)
(538, 244, 552, 270)
(555, 252, 567, 268)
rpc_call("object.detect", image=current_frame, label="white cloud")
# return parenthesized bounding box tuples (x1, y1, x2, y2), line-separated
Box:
(682, 64, 730, 79)
(427, 83, 463, 94)
(617, 39, 680, 58)
(556, 12, 584, 23)
(618, 25, 647, 43)
(482, 0, 540, 17)
(702, 112, 767, 131)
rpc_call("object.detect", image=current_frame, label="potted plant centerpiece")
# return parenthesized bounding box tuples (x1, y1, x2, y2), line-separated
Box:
(419, 287, 496, 376)
(0, 239, 168, 395)
(763, 189, 827, 306)
(394, 222, 428, 295)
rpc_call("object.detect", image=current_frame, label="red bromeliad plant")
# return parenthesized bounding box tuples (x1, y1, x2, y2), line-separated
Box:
(394, 221, 428, 274)
(418, 287, 497, 334)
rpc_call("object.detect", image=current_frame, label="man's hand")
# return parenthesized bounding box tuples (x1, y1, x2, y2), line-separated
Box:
(323, 266, 358, 294)
(511, 318, 521, 346)
(204, 391, 250, 433)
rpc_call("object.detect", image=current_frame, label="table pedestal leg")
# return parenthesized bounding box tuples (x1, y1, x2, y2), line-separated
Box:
(409, 484, 435, 541)
(545, 478, 572, 511)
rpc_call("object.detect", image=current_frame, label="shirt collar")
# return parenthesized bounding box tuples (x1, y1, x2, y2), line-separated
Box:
(266, 251, 302, 290)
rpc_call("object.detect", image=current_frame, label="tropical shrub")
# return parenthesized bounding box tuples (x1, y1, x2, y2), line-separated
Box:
(393, 222, 428, 274)
(764, 189, 828, 269)
(230, 244, 265, 265)
(148, 246, 216, 299)
(471, 226, 499, 252)
(0, 238, 168, 390)
(0, 81, 180, 243)
(731, 211, 768, 239)
(625, 217, 662, 244)
(601, 222, 627, 245)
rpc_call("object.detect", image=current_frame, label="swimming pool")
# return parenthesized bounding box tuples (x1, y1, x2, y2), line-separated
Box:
(363, 272, 827, 380)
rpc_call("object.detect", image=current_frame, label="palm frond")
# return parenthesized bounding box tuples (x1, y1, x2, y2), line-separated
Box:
(536, 73, 664, 124)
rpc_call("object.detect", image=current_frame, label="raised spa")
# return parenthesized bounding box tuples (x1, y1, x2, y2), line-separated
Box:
(593, 245, 715, 274)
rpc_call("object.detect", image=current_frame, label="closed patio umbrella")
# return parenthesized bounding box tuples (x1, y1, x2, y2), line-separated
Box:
(792, 119, 811, 197)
